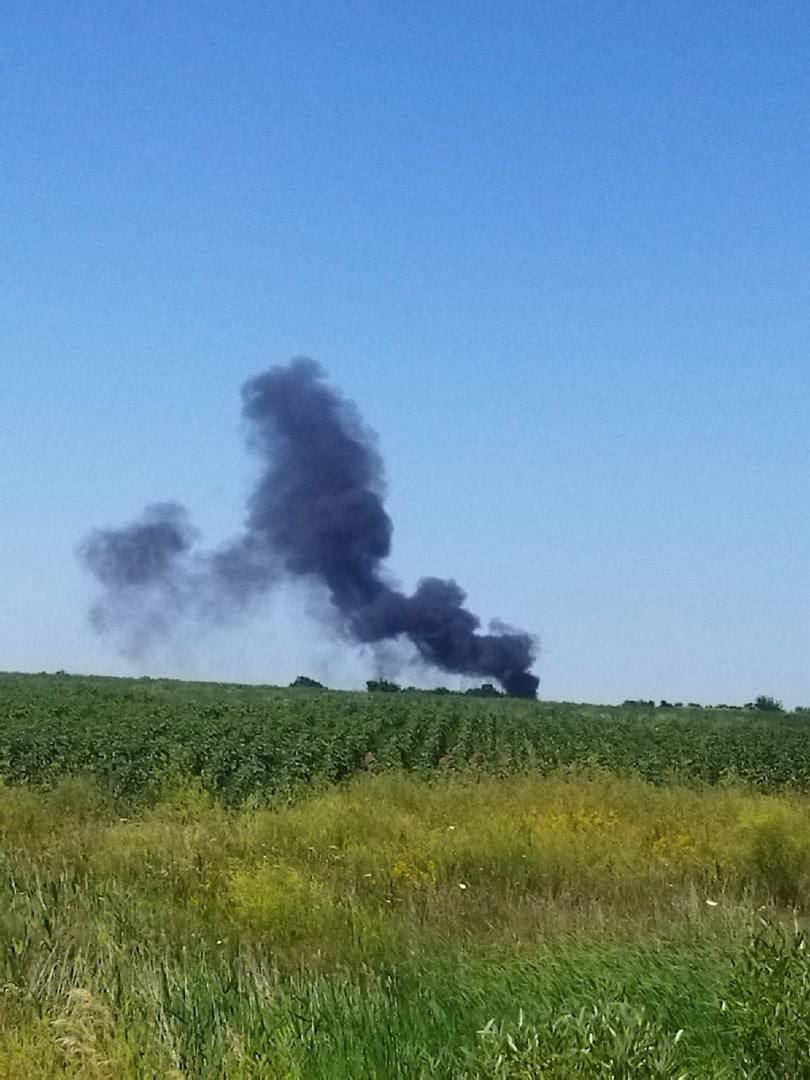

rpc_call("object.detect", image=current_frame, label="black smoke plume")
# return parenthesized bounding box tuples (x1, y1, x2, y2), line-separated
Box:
(81, 359, 539, 697)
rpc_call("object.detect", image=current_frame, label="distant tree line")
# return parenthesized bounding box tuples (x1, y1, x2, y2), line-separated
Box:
(365, 679, 504, 698)
(626, 695, 796, 714)
(288, 677, 807, 715)
(289, 675, 506, 698)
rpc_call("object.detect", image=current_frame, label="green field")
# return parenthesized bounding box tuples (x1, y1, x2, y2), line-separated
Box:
(3, 672, 810, 1076)
(3, 672, 810, 802)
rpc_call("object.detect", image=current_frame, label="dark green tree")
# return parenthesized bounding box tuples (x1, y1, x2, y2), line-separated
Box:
(753, 695, 784, 713)
(289, 675, 325, 690)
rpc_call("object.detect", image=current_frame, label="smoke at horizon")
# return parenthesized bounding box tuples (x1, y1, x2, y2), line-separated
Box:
(80, 359, 539, 697)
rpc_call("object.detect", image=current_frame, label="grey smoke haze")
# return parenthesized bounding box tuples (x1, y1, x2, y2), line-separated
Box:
(81, 359, 539, 697)
(82, 502, 196, 589)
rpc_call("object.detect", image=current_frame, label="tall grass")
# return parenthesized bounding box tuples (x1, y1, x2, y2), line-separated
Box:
(2, 771, 810, 1074)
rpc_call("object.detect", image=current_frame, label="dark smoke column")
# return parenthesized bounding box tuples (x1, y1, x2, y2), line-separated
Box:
(237, 360, 539, 697)
(81, 358, 539, 697)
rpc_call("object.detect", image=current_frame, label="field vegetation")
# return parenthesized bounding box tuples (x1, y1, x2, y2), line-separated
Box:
(4, 672, 810, 803)
(3, 673, 810, 1075)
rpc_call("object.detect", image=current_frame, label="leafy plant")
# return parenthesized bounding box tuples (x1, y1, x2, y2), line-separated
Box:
(724, 920, 810, 1077)
(465, 1004, 686, 1078)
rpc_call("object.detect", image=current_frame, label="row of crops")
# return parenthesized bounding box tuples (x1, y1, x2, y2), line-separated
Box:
(2, 672, 810, 803)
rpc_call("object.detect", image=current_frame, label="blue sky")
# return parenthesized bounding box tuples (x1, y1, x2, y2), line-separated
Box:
(3, 1, 809, 704)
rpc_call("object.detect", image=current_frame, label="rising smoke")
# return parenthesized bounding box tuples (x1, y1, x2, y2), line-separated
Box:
(80, 359, 539, 697)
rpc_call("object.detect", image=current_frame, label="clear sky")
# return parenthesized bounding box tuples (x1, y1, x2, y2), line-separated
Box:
(3, 2, 809, 705)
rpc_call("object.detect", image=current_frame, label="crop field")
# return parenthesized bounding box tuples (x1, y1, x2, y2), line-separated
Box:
(3, 673, 810, 1076)
(4, 672, 810, 802)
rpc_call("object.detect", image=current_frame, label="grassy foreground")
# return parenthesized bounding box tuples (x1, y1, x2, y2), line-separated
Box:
(3, 770, 810, 1076)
